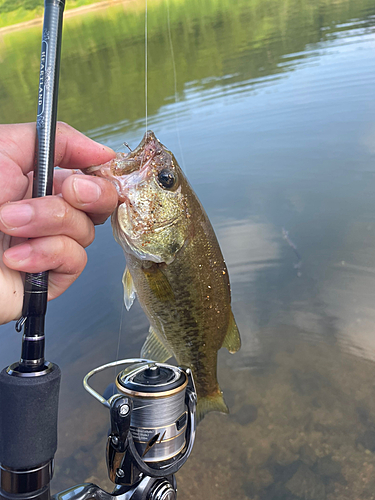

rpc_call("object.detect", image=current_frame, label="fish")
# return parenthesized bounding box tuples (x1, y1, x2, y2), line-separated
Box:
(87, 131, 241, 422)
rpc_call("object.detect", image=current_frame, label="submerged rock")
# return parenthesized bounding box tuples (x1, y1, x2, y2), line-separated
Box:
(299, 445, 318, 467)
(262, 481, 300, 500)
(285, 464, 326, 500)
(233, 404, 258, 426)
(356, 406, 370, 425)
(357, 430, 375, 452)
(268, 459, 301, 484)
(314, 455, 346, 485)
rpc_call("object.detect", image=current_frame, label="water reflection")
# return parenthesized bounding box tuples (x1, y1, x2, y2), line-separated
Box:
(217, 218, 281, 282)
(1, 0, 375, 498)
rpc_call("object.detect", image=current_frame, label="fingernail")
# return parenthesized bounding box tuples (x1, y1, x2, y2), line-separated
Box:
(0, 204, 34, 229)
(5, 243, 32, 262)
(73, 177, 102, 204)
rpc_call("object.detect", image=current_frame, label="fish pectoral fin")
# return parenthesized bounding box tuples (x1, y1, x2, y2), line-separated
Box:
(123, 266, 136, 311)
(222, 312, 241, 353)
(142, 267, 175, 303)
(140, 326, 174, 362)
(196, 390, 229, 424)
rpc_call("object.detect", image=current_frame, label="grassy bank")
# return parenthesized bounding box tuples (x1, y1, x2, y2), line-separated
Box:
(0, 0, 105, 29)
(1, 0, 374, 130)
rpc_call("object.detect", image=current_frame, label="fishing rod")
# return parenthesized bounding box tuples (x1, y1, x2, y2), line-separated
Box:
(0, 1, 65, 500)
(0, 2, 196, 499)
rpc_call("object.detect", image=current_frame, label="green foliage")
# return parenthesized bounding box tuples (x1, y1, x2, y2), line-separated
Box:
(0, 0, 43, 13)
(0, 0, 374, 133)
(0, 0, 104, 28)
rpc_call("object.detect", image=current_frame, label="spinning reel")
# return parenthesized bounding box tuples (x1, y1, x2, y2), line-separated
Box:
(54, 359, 197, 500)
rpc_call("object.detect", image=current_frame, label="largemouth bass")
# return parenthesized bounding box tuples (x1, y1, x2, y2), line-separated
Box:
(88, 131, 241, 421)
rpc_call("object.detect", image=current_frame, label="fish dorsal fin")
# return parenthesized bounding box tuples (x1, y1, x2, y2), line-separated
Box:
(142, 266, 175, 303)
(140, 326, 173, 362)
(222, 312, 241, 353)
(122, 266, 136, 311)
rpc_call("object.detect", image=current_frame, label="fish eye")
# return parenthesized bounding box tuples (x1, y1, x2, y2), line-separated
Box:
(157, 169, 177, 189)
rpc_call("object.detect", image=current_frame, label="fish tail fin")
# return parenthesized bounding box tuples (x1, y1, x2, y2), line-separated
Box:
(196, 389, 229, 424)
(222, 312, 241, 353)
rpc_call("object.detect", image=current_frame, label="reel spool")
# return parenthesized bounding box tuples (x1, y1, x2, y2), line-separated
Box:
(83, 358, 196, 497)
(116, 363, 188, 463)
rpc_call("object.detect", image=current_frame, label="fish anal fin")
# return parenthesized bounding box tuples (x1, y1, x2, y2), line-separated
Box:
(140, 326, 173, 362)
(196, 390, 229, 424)
(222, 312, 241, 353)
(123, 266, 136, 311)
(142, 267, 175, 303)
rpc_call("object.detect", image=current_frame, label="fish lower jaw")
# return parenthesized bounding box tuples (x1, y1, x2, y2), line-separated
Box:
(84, 165, 103, 174)
(84, 164, 128, 200)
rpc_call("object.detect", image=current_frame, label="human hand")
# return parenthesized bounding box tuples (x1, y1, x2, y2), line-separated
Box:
(0, 122, 118, 325)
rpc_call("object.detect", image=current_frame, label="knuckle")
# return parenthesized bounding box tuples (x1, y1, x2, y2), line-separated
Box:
(53, 196, 71, 230)
(67, 239, 87, 275)
(55, 122, 74, 166)
(52, 196, 95, 247)
(84, 223, 95, 247)
(57, 235, 85, 271)
(56, 121, 71, 133)
(56, 234, 70, 256)
(81, 249, 88, 269)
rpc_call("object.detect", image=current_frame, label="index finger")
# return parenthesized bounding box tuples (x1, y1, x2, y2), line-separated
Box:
(0, 122, 115, 175)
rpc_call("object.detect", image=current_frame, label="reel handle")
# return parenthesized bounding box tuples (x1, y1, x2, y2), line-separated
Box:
(107, 396, 133, 483)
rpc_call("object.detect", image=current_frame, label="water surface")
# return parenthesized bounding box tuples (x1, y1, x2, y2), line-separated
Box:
(1, 0, 375, 498)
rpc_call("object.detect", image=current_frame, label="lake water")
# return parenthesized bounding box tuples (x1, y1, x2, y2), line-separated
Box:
(1, 0, 375, 498)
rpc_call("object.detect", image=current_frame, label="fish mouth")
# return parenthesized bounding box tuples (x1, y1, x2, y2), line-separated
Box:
(85, 131, 159, 174)
(120, 130, 165, 175)
(83, 151, 134, 178)
(83, 131, 163, 202)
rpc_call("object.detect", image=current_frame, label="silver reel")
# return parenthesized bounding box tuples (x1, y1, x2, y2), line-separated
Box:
(82, 359, 197, 500)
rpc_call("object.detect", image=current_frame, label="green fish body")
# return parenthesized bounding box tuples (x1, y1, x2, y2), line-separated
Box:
(89, 131, 241, 421)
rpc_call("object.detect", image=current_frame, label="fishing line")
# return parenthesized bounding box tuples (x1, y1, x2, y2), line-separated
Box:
(145, 0, 148, 134)
(114, 301, 125, 380)
(166, 0, 186, 171)
(130, 390, 185, 427)
(111, 1, 181, 387)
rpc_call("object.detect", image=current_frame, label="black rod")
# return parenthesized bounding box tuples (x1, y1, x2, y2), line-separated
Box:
(1, 5, 64, 499)
(19, 0, 66, 372)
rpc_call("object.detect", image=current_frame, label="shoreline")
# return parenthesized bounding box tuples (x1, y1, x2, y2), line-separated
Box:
(0, 0, 136, 35)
